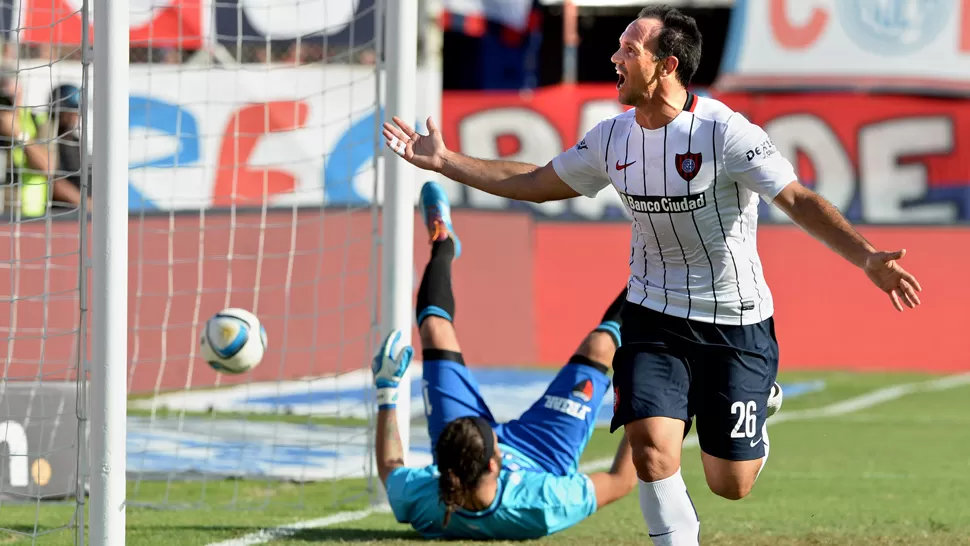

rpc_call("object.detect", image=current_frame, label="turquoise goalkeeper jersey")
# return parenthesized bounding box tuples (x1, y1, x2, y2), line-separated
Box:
(385, 448, 597, 540)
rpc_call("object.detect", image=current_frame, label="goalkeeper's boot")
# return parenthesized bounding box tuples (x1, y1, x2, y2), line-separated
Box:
(419, 181, 461, 259)
(767, 382, 783, 418)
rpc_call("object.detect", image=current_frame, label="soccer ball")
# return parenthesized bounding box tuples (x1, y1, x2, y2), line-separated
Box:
(199, 308, 267, 374)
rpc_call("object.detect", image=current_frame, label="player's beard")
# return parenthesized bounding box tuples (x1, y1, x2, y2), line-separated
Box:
(617, 79, 642, 107)
(617, 78, 633, 106)
(617, 68, 651, 107)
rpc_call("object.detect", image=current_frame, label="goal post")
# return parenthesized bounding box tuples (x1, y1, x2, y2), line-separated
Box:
(382, 0, 419, 470)
(90, 0, 130, 543)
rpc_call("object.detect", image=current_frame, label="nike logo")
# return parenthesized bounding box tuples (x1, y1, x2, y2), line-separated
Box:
(615, 160, 637, 170)
(750, 437, 762, 448)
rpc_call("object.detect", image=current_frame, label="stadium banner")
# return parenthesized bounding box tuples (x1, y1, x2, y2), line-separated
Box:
(16, 62, 393, 211)
(14, 0, 206, 48)
(213, 0, 375, 50)
(11, 62, 970, 223)
(718, 0, 970, 94)
(717, 92, 970, 225)
(443, 86, 970, 224)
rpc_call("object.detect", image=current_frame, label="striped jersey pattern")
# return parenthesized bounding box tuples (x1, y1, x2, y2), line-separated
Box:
(552, 94, 797, 325)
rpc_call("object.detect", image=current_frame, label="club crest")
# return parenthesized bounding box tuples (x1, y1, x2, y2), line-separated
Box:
(675, 152, 702, 182)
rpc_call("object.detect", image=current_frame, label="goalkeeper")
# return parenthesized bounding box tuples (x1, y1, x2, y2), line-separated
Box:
(372, 181, 637, 540)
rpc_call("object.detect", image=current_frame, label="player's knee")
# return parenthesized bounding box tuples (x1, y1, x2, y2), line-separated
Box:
(575, 331, 616, 367)
(629, 436, 680, 482)
(701, 457, 761, 500)
(705, 474, 754, 500)
(419, 316, 460, 353)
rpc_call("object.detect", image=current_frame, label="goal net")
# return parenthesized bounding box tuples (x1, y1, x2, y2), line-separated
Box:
(0, 0, 405, 540)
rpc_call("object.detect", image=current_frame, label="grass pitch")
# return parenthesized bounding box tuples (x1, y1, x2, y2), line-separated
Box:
(1, 370, 968, 545)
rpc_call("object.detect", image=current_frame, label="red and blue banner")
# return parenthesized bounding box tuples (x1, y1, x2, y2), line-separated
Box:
(8, 62, 970, 224)
(441, 85, 970, 224)
(717, 0, 970, 95)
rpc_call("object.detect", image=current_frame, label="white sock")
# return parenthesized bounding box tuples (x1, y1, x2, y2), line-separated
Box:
(639, 468, 700, 546)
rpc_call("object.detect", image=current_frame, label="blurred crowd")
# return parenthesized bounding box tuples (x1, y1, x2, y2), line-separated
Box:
(0, 39, 91, 217)
(0, 70, 87, 216)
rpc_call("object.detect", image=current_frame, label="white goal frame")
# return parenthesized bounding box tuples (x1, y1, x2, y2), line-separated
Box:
(381, 0, 418, 469)
(85, 0, 419, 543)
(90, 0, 130, 543)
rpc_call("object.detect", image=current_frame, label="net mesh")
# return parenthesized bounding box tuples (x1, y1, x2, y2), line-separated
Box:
(0, 3, 91, 542)
(0, 0, 384, 539)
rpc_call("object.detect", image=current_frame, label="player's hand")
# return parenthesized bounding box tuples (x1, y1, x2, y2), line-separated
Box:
(372, 329, 413, 409)
(863, 249, 922, 312)
(382, 116, 448, 172)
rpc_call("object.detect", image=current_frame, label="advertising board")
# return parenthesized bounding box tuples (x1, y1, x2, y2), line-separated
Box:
(718, 0, 970, 95)
(12, 63, 967, 224)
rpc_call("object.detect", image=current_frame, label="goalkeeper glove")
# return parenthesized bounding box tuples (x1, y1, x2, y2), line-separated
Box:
(372, 328, 414, 410)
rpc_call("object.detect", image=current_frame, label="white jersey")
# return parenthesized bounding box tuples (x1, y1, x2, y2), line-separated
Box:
(552, 94, 796, 326)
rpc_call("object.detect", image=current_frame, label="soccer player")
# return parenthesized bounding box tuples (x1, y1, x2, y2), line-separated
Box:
(381, 5, 923, 545)
(372, 181, 637, 540)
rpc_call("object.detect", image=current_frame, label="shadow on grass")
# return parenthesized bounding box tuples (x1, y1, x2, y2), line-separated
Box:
(288, 527, 421, 542)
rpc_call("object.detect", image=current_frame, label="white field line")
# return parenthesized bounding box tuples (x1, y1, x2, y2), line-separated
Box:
(205, 506, 391, 546)
(578, 372, 970, 473)
(206, 373, 970, 546)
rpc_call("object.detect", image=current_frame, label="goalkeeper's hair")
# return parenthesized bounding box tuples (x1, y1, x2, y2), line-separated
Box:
(435, 417, 495, 527)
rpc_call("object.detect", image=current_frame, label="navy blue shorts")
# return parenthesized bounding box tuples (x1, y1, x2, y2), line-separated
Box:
(421, 351, 611, 476)
(610, 303, 779, 461)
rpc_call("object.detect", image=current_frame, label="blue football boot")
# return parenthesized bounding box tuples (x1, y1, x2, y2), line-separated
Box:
(419, 181, 461, 258)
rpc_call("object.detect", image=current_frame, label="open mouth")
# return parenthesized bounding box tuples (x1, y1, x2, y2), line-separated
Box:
(617, 73, 626, 90)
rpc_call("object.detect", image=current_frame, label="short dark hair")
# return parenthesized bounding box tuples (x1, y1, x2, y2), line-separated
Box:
(435, 417, 492, 527)
(638, 5, 703, 88)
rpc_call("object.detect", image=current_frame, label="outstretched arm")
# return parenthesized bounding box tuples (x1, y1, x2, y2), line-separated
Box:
(773, 182, 876, 268)
(383, 116, 580, 203)
(722, 113, 923, 313)
(439, 152, 580, 203)
(588, 432, 637, 509)
(377, 406, 406, 486)
(372, 329, 415, 486)
(772, 181, 922, 312)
